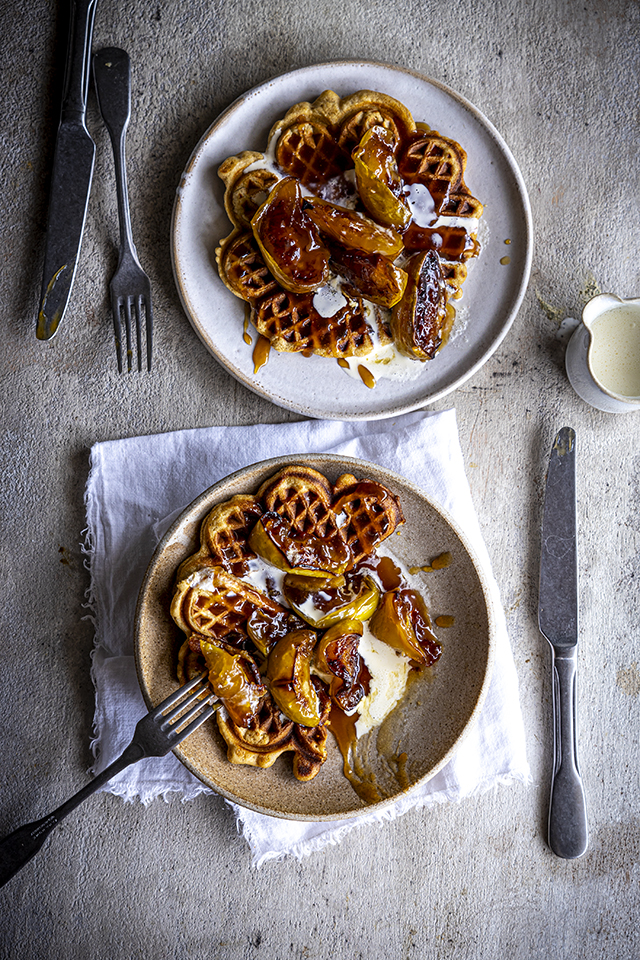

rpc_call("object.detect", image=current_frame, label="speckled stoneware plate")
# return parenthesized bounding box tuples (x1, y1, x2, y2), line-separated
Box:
(134, 455, 497, 821)
(171, 61, 532, 421)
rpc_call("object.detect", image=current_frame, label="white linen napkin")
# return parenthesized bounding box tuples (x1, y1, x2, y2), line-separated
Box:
(84, 409, 530, 865)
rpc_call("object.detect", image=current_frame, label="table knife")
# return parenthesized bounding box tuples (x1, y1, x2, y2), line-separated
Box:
(36, 0, 98, 341)
(538, 426, 588, 859)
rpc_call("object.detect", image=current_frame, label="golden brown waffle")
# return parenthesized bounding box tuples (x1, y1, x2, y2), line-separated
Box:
(218, 152, 280, 229)
(170, 565, 286, 641)
(200, 495, 264, 574)
(335, 91, 416, 155)
(218, 231, 374, 358)
(440, 260, 468, 300)
(333, 474, 405, 565)
(258, 466, 341, 540)
(178, 636, 330, 780)
(176, 495, 264, 581)
(268, 89, 417, 187)
(274, 121, 348, 189)
(398, 130, 483, 264)
(216, 231, 280, 303)
(252, 286, 373, 357)
(398, 132, 466, 207)
(216, 684, 330, 780)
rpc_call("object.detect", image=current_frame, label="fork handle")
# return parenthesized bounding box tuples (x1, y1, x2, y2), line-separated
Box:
(0, 740, 144, 889)
(92, 48, 137, 259)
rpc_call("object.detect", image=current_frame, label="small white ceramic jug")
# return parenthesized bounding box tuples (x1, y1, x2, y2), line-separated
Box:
(565, 293, 640, 413)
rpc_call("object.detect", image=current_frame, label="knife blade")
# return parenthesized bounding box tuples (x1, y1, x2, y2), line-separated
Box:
(538, 426, 588, 859)
(37, 0, 98, 341)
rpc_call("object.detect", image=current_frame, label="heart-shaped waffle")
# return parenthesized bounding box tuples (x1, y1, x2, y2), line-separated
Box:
(334, 90, 416, 154)
(333, 473, 405, 565)
(258, 466, 340, 540)
(252, 284, 373, 358)
(217, 232, 374, 358)
(399, 131, 483, 267)
(171, 565, 286, 641)
(176, 495, 264, 581)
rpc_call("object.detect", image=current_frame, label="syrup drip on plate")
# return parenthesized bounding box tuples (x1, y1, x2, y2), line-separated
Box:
(358, 365, 376, 389)
(243, 313, 252, 345)
(252, 335, 271, 372)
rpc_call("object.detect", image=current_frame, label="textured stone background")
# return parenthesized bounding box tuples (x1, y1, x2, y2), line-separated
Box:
(1, 0, 639, 957)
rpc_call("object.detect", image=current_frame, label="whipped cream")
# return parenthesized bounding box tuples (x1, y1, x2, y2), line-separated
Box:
(313, 279, 349, 318)
(355, 622, 411, 737)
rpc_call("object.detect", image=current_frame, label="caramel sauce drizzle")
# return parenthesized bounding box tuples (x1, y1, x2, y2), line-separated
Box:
(408, 550, 452, 574)
(435, 615, 455, 628)
(243, 312, 253, 345)
(252, 335, 271, 373)
(357, 365, 376, 389)
(375, 554, 402, 590)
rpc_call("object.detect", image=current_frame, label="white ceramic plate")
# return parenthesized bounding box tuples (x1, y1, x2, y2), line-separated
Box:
(171, 61, 532, 420)
(134, 455, 497, 820)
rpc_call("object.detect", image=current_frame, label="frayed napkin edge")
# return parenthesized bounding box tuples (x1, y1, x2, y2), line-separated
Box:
(81, 448, 106, 771)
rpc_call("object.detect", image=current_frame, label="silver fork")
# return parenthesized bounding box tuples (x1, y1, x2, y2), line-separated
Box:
(0, 672, 216, 888)
(93, 47, 153, 372)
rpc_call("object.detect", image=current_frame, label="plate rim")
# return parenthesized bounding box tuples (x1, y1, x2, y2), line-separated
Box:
(134, 452, 498, 821)
(171, 59, 533, 421)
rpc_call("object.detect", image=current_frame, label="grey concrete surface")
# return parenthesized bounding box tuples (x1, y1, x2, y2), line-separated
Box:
(1, 0, 639, 957)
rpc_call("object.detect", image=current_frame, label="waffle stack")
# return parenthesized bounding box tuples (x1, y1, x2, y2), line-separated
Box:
(170, 465, 406, 783)
(216, 89, 483, 369)
(399, 131, 484, 300)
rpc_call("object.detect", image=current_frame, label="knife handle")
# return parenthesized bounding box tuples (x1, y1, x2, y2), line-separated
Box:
(61, 0, 98, 124)
(548, 648, 588, 858)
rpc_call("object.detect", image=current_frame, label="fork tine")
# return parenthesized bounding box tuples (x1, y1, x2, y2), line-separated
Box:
(160, 685, 215, 729)
(171, 703, 216, 741)
(111, 294, 123, 373)
(148, 671, 209, 718)
(164, 696, 217, 739)
(123, 297, 133, 372)
(144, 295, 153, 372)
(134, 295, 143, 372)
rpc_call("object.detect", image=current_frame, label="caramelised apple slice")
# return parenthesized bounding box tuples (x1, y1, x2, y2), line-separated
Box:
(282, 571, 379, 629)
(314, 618, 367, 713)
(352, 126, 411, 230)
(266, 630, 321, 727)
(302, 196, 403, 258)
(369, 588, 441, 666)
(391, 249, 447, 360)
(328, 243, 407, 308)
(251, 177, 329, 293)
(199, 637, 266, 727)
